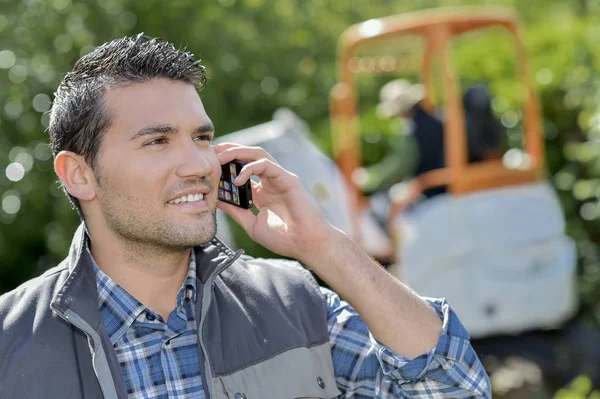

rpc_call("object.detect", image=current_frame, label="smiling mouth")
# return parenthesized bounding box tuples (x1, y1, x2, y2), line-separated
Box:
(167, 193, 204, 204)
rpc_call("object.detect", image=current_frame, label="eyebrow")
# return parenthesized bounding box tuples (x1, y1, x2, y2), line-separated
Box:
(193, 123, 215, 137)
(131, 123, 215, 140)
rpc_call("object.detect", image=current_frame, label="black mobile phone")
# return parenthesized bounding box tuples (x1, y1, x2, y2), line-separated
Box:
(218, 160, 253, 209)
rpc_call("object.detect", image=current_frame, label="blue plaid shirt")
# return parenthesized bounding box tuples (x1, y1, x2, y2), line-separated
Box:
(93, 252, 491, 398)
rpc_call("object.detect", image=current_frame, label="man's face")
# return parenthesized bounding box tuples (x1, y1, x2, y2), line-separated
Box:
(90, 79, 221, 249)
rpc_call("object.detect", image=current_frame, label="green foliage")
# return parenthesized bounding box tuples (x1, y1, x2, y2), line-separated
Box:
(554, 376, 600, 399)
(1, 0, 600, 332)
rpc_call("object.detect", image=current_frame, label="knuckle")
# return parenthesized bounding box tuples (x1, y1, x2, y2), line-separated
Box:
(251, 146, 277, 162)
(256, 158, 270, 167)
(289, 172, 301, 182)
(250, 146, 266, 154)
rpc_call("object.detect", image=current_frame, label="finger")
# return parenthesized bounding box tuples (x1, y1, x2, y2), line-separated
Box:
(248, 179, 262, 209)
(216, 146, 278, 166)
(217, 201, 256, 233)
(217, 145, 277, 164)
(212, 142, 241, 155)
(234, 158, 283, 186)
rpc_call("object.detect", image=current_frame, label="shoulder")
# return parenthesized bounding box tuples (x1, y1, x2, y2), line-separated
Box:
(0, 261, 68, 330)
(231, 255, 322, 292)
(0, 261, 84, 394)
(219, 255, 326, 311)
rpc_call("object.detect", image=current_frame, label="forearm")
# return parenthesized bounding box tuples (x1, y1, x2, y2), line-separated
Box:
(302, 228, 442, 359)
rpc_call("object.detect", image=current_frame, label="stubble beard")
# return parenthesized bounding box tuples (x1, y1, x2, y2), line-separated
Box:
(97, 186, 218, 253)
(104, 207, 218, 252)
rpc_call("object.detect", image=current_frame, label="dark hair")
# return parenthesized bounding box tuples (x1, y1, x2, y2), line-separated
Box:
(49, 33, 207, 219)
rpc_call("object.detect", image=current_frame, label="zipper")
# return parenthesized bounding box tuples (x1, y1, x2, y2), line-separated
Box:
(52, 306, 119, 399)
(198, 249, 243, 399)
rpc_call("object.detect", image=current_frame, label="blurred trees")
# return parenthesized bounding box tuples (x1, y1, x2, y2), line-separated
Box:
(1, 0, 600, 328)
(554, 376, 600, 399)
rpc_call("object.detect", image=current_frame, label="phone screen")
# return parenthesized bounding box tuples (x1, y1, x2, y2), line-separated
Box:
(218, 160, 253, 209)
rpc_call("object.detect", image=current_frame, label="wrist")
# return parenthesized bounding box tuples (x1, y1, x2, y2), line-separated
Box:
(297, 226, 350, 274)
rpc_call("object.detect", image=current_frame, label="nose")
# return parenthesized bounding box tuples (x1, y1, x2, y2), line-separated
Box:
(174, 140, 213, 178)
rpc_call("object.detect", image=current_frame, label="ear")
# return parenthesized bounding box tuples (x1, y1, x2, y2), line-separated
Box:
(54, 151, 97, 202)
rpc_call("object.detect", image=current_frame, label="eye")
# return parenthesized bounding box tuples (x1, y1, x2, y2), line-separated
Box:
(193, 134, 212, 142)
(144, 137, 168, 146)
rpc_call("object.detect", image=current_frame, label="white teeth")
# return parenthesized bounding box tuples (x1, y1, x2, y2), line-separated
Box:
(168, 193, 204, 204)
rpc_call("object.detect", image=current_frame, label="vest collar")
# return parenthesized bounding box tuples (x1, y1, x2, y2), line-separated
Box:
(50, 223, 241, 321)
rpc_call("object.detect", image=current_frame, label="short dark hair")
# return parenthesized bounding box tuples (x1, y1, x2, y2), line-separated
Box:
(49, 33, 207, 219)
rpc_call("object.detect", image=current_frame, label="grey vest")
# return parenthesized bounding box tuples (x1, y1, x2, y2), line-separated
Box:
(0, 225, 341, 398)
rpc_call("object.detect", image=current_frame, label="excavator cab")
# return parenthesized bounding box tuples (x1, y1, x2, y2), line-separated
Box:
(329, 7, 578, 338)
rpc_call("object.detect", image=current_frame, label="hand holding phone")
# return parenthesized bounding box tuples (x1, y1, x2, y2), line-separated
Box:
(218, 160, 253, 209)
(213, 142, 338, 268)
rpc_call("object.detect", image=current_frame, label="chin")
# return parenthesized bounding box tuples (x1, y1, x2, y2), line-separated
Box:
(192, 227, 217, 246)
(178, 219, 217, 246)
(156, 228, 216, 249)
(136, 214, 217, 249)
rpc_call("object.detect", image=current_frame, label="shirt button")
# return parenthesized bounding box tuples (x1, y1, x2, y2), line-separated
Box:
(145, 313, 155, 321)
(317, 376, 326, 389)
(234, 393, 247, 399)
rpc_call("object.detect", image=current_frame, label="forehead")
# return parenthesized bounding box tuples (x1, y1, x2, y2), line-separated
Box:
(103, 79, 210, 136)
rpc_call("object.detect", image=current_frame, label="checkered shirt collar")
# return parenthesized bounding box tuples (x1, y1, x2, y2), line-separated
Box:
(89, 247, 198, 345)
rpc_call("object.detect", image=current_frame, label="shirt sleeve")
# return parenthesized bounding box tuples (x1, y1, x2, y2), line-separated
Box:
(321, 287, 491, 398)
(361, 134, 419, 194)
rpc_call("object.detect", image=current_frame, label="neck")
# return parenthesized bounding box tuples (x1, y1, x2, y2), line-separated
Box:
(89, 232, 192, 320)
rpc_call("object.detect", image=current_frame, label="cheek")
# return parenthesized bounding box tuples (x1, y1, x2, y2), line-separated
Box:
(205, 151, 222, 182)
(99, 153, 167, 196)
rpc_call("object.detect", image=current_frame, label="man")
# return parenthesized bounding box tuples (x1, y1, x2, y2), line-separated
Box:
(0, 34, 491, 398)
(354, 80, 503, 199)
(352, 79, 446, 230)
(353, 79, 446, 198)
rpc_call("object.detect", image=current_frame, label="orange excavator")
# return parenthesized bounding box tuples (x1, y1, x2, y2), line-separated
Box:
(329, 7, 578, 338)
(329, 6, 598, 390)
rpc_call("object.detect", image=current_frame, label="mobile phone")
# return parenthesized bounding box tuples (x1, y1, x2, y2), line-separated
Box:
(218, 160, 253, 209)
